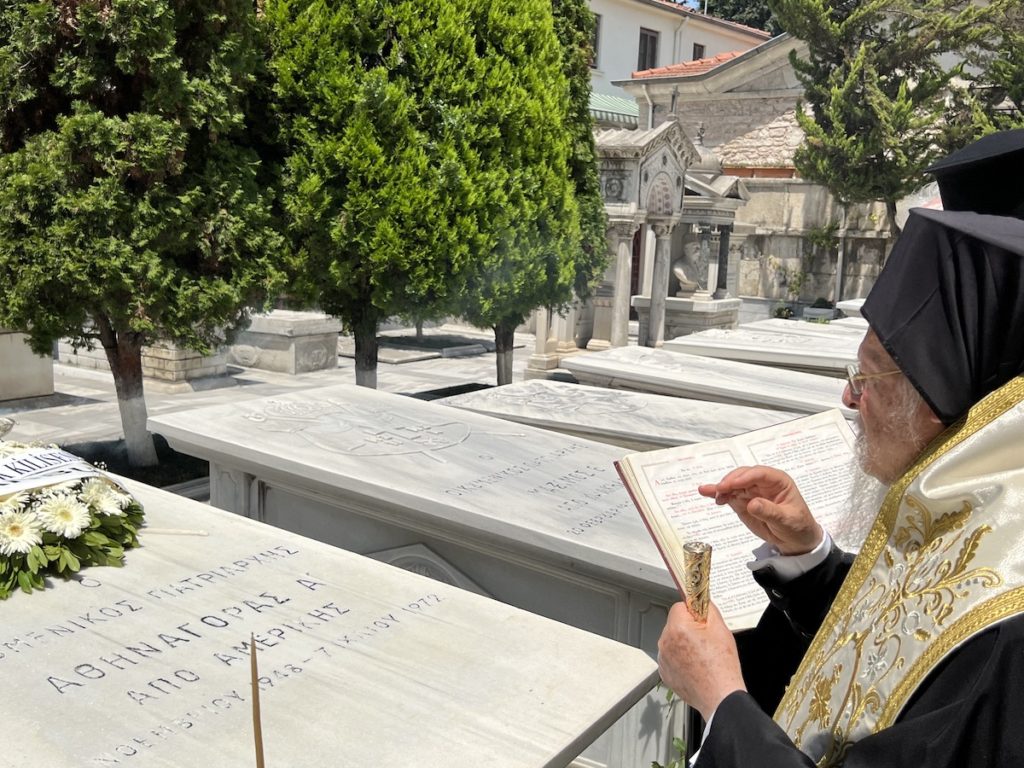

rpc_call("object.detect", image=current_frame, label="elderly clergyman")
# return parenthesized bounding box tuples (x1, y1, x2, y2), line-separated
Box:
(656, 129, 1024, 766)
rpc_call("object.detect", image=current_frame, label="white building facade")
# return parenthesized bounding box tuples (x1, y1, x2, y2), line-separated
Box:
(587, 0, 769, 100)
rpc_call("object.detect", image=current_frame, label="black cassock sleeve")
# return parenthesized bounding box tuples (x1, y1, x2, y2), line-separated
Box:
(735, 544, 854, 713)
(699, 548, 1024, 767)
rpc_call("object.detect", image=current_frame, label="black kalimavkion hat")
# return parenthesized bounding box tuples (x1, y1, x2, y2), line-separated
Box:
(925, 129, 1024, 218)
(862, 208, 1024, 425)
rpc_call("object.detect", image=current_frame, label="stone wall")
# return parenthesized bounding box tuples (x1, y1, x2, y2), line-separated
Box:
(675, 99, 803, 169)
(737, 179, 889, 234)
(736, 234, 886, 305)
(1, 331, 53, 401)
(625, 72, 895, 307)
(729, 178, 890, 304)
(57, 341, 227, 382)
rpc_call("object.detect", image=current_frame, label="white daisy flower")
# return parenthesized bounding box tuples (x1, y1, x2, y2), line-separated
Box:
(36, 493, 91, 539)
(39, 479, 80, 497)
(80, 478, 130, 516)
(0, 441, 28, 459)
(0, 510, 43, 555)
(0, 492, 28, 515)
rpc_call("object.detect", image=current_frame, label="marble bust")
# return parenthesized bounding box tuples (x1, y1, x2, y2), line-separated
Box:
(672, 242, 702, 296)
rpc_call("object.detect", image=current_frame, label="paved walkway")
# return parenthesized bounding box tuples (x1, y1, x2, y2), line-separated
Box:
(0, 324, 537, 448)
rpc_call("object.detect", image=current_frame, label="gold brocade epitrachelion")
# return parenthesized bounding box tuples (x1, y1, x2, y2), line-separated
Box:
(775, 377, 1024, 765)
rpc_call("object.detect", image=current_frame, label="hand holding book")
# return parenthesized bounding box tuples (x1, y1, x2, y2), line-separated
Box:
(615, 410, 855, 630)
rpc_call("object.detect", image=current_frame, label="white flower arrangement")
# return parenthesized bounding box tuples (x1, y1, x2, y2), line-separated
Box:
(0, 441, 144, 599)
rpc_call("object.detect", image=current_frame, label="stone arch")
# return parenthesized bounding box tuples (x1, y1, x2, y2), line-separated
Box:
(645, 172, 677, 217)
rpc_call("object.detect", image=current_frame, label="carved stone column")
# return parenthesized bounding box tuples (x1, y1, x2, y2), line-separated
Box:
(552, 304, 579, 358)
(694, 223, 715, 299)
(644, 220, 675, 347)
(583, 270, 614, 352)
(713, 224, 733, 299)
(609, 218, 642, 348)
(525, 307, 559, 379)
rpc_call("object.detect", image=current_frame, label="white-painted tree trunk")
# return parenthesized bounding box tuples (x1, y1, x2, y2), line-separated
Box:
(495, 348, 513, 385)
(493, 321, 516, 386)
(117, 392, 159, 466)
(354, 365, 377, 388)
(97, 317, 159, 467)
(353, 311, 379, 389)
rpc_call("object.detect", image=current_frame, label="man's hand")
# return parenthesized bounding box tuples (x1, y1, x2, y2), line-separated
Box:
(697, 465, 822, 556)
(657, 601, 745, 721)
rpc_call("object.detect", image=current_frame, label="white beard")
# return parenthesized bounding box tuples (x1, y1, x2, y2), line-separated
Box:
(831, 421, 889, 552)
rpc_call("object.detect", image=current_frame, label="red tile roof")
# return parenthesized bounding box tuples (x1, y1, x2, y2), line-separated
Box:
(634, 49, 744, 79)
(641, 0, 772, 39)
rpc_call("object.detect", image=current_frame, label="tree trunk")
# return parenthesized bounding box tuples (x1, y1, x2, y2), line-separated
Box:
(352, 308, 379, 389)
(415, 320, 423, 342)
(885, 198, 902, 252)
(95, 316, 159, 467)
(493, 320, 516, 386)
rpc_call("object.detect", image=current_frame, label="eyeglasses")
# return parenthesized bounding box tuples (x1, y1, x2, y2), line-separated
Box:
(845, 363, 902, 397)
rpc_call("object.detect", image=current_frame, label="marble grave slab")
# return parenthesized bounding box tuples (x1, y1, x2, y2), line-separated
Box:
(836, 298, 865, 318)
(437, 380, 801, 451)
(662, 326, 859, 376)
(150, 388, 684, 602)
(830, 316, 871, 331)
(1, 330, 54, 400)
(560, 347, 853, 418)
(2, 481, 657, 768)
(149, 384, 779, 766)
(740, 318, 868, 339)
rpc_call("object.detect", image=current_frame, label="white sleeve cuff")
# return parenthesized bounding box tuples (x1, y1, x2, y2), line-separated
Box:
(746, 531, 832, 582)
(687, 711, 715, 767)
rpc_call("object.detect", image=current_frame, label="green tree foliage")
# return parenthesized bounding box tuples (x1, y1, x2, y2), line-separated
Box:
(706, 0, 781, 35)
(454, 0, 584, 384)
(0, 0, 285, 465)
(267, 0, 585, 387)
(770, 0, 993, 236)
(969, 0, 1024, 130)
(552, 0, 607, 300)
(267, 0, 488, 387)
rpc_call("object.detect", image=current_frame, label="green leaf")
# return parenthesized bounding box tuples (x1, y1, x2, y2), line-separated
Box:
(266, 0, 594, 386)
(58, 548, 81, 573)
(26, 545, 46, 574)
(82, 531, 111, 548)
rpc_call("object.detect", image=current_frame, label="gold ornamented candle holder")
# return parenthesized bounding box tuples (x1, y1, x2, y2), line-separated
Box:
(682, 541, 712, 623)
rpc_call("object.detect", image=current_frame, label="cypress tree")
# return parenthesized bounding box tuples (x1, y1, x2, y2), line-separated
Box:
(552, 0, 608, 302)
(454, 0, 584, 385)
(771, 0, 994, 237)
(971, 0, 1024, 129)
(707, 0, 781, 35)
(0, 0, 285, 465)
(267, 0, 585, 387)
(268, 0, 482, 387)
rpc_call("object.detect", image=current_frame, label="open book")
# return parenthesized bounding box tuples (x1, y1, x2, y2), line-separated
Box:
(615, 409, 856, 631)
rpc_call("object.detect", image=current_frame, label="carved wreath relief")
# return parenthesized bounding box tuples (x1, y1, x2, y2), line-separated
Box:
(243, 398, 472, 460)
